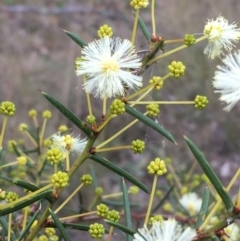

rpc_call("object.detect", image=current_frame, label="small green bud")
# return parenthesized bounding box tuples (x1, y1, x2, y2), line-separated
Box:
(45, 227, 56, 236)
(8, 140, 17, 152)
(0, 101, 16, 116)
(129, 186, 139, 195)
(110, 99, 125, 115)
(95, 187, 103, 196)
(193, 174, 200, 180)
(51, 171, 69, 188)
(48, 235, 59, 241)
(58, 125, 68, 132)
(130, 0, 149, 9)
(30, 220, 38, 230)
(147, 157, 167, 176)
(149, 214, 163, 225)
(28, 109, 37, 117)
(194, 95, 209, 110)
(163, 202, 173, 212)
(19, 123, 28, 132)
(184, 34, 196, 46)
(201, 174, 210, 184)
(81, 174, 93, 186)
(86, 115, 96, 124)
(5, 191, 18, 203)
(130, 139, 145, 154)
(44, 138, 52, 147)
(168, 61, 186, 78)
(74, 57, 82, 70)
(42, 110, 52, 119)
(97, 24, 113, 38)
(180, 186, 188, 194)
(39, 235, 48, 241)
(95, 186, 103, 196)
(166, 173, 173, 181)
(88, 223, 105, 239)
(107, 210, 120, 222)
(146, 103, 160, 117)
(47, 147, 64, 165)
(165, 157, 172, 164)
(17, 156, 27, 165)
(96, 203, 109, 218)
(149, 76, 163, 90)
(0, 189, 6, 200)
(155, 190, 162, 198)
(191, 180, 200, 188)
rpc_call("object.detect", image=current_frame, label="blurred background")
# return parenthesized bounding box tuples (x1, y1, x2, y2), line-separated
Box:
(0, 0, 240, 238)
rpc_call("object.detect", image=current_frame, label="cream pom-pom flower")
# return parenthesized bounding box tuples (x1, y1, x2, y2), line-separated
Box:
(133, 218, 196, 241)
(203, 16, 240, 59)
(179, 192, 202, 216)
(75, 37, 142, 99)
(213, 50, 240, 111)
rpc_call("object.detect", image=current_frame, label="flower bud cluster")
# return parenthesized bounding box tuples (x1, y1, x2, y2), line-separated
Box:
(147, 158, 167, 176)
(130, 139, 145, 154)
(51, 171, 69, 188)
(130, 0, 149, 9)
(0, 189, 6, 200)
(0, 101, 16, 116)
(88, 223, 105, 239)
(98, 24, 113, 38)
(19, 123, 28, 132)
(147, 103, 160, 117)
(47, 147, 64, 165)
(17, 156, 27, 165)
(149, 76, 163, 90)
(42, 110, 52, 119)
(168, 61, 186, 78)
(86, 115, 96, 124)
(45, 228, 56, 236)
(28, 109, 37, 117)
(81, 174, 93, 186)
(184, 34, 196, 46)
(107, 210, 120, 222)
(58, 125, 68, 132)
(8, 140, 17, 152)
(96, 203, 109, 218)
(129, 186, 139, 195)
(95, 187, 103, 196)
(149, 214, 163, 225)
(110, 99, 125, 115)
(5, 191, 19, 203)
(194, 95, 209, 110)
